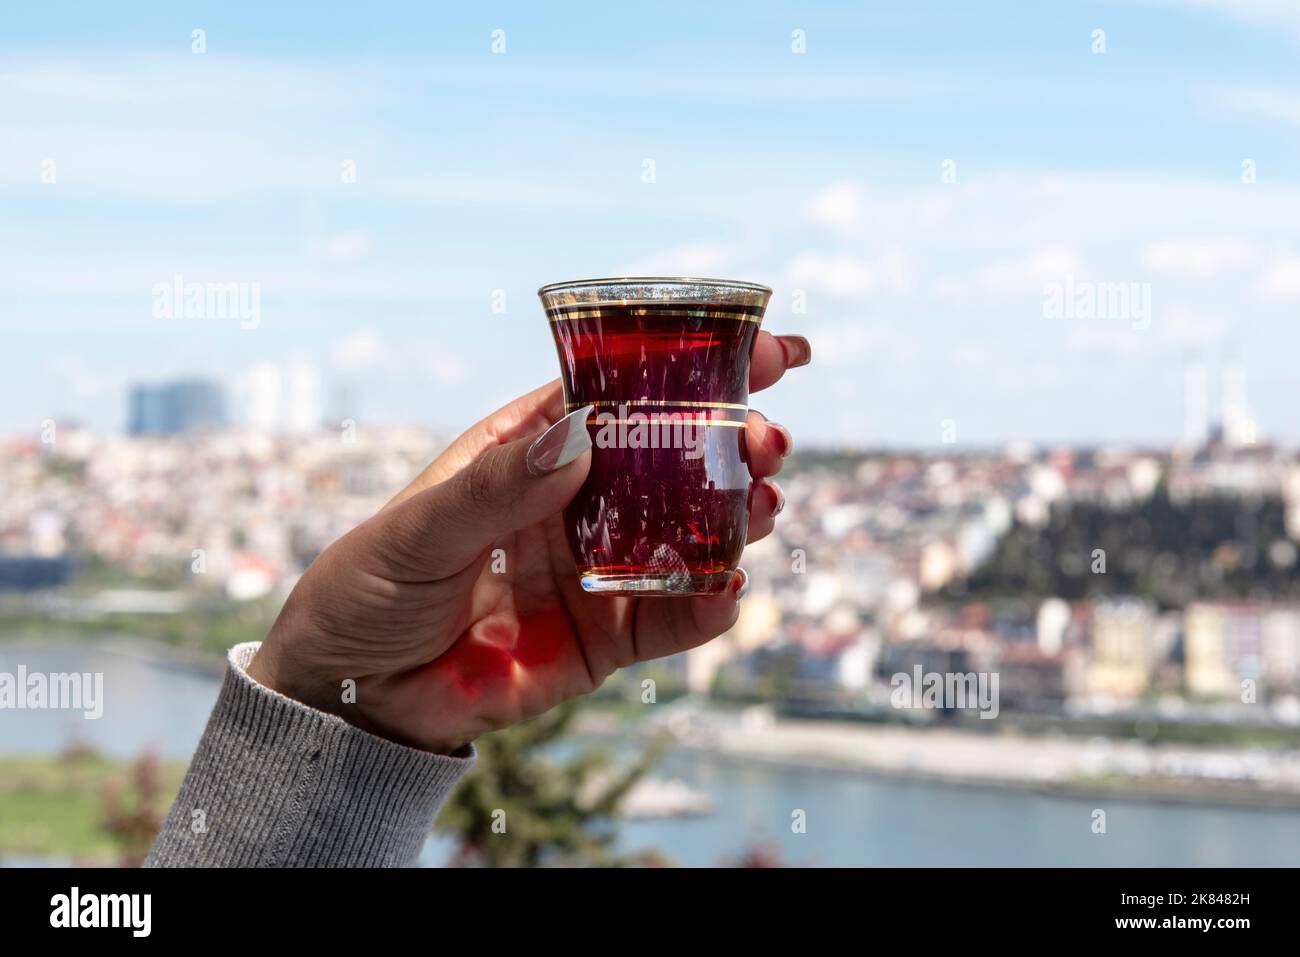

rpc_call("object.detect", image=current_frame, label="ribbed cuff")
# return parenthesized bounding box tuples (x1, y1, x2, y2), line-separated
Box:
(146, 642, 474, 868)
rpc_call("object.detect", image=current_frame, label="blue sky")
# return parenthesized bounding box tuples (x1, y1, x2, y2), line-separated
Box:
(3, 0, 1299, 446)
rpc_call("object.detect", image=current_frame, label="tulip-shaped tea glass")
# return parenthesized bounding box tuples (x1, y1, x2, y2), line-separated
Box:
(539, 277, 771, 595)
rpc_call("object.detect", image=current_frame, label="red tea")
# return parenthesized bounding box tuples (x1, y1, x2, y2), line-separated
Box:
(542, 285, 767, 595)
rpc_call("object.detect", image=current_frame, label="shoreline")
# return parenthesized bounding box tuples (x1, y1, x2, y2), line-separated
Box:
(601, 713, 1300, 813)
(0, 633, 225, 678)
(669, 740, 1300, 812)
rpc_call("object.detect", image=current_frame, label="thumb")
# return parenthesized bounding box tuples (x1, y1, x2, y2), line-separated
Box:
(372, 405, 593, 580)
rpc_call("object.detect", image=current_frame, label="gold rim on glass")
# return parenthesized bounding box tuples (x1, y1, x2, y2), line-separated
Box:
(537, 276, 772, 297)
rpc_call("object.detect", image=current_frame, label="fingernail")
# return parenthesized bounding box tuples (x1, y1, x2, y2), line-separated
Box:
(778, 335, 812, 368)
(767, 480, 786, 516)
(771, 422, 793, 458)
(526, 405, 593, 476)
(731, 567, 750, 600)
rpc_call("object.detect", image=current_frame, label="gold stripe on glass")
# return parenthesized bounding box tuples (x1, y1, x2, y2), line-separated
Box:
(548, 309, 762, 324)
(566, 399, 749, 412)
(584, 418, 747, 429)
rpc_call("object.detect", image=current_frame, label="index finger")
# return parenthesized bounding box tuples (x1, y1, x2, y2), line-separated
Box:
(750, 332, 812, 394)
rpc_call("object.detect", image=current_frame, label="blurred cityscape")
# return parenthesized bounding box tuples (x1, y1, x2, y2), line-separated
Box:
(8, 363, 1300, 716)
(5, 363, 1300, 865)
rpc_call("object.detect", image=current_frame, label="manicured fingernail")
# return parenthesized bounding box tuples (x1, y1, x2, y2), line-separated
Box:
(778, 335, 812, 368)
(770, 422, 793, 458)
(732, 567, 750, 600)
(526, 405, 593, 476)
(767, 480, 786, 516)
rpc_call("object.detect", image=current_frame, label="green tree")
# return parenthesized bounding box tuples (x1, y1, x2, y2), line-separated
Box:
(436, 702, 668, 867)
(940, 488, 1300, 610)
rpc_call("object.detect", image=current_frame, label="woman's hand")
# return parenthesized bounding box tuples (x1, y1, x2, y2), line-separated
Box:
(247, 332, 811, 754)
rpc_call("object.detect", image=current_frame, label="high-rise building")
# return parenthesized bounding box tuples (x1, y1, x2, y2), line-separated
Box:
(1221, 356, 1257, 449)
(241, 360, 323, 433)
(1182, 357, 1208, 449)
(127, 379, 227, 436)
(245, 363, 283, 433)
(285, 359, 323, 434)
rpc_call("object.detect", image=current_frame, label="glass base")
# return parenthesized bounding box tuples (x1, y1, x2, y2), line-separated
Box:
(579, 568, 736, 597)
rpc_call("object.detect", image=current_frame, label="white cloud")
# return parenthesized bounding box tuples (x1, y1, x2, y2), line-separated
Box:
(0, 57, 396, 111)
(876, 246, 915, 294)
(785, 246, 913, 299)
(1065, 324, 1145, 359)
(332, 329, 471, 388)
(809, 182, 866, 232)
(1142, 238, 1257, 276)
(1257, 254, 1300, 300)
(975, 247, 1082, 296)
(430, 354, 472, 387)
(330, 329, 472, 398)
(914, 195, 953, 228)
(45, 355, 123, 407)
(1162, 308, 1228, 345)
(0, 57, 394, 202)
(605, 69, 966, 104)
(383, 170, 610, 213)
(1126, 0, 1300, 46)
(333, 329, 387, 370)
(807, 322, 917, 367)
(313, 232, 374, 266)
(618, 242, 748, 277)
(1216, 86, 1300, 125)
(787, 253, 876, 297)
(903, 173, 1300, 243)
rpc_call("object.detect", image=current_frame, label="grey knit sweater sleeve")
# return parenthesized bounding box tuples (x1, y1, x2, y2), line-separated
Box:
(146, 642, 474, 868)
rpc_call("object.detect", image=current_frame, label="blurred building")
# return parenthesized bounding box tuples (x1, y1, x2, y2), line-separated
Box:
(996, 644, 1067, 712)
(127, 379, 227, 436)
(1184, 603, 1264, 699)
(0, 553, 75, 591)
(1035, 597, 1071, 655)
(1261, 607, 1300, 693)
(1084, 598, 1155, 699)
(243, 361, 323, 434)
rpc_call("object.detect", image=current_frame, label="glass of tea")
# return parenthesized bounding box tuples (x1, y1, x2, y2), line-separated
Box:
(538, 277, 772, 596)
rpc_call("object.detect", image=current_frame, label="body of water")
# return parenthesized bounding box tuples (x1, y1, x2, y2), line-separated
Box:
(4, 640, 1299, 866)
(604, 748, 1300, 866)
(0, 640, 220, 758)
